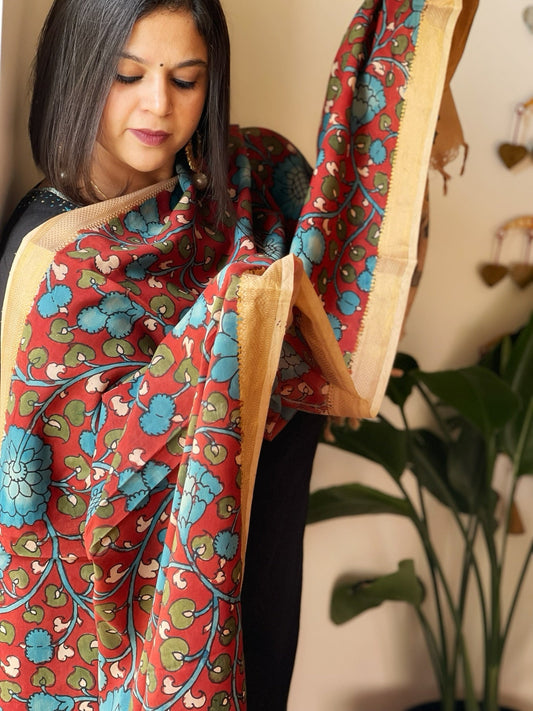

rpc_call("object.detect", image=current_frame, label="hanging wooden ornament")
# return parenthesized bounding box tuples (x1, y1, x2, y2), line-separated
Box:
(479, 230, 508, 286)
(498, 143, 528, 169)
(497, 101, 532, 169)
(509, 227, 533, 288)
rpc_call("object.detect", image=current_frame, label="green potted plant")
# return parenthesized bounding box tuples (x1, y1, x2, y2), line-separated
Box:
(307, 312, 533, 711)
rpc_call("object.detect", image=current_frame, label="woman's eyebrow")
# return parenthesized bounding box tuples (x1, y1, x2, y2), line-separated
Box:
(119, 52, 207, 69)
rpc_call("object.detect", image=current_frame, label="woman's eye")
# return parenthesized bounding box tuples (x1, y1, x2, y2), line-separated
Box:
(172, 79, 197, 90)
(116, 74, 141, 84)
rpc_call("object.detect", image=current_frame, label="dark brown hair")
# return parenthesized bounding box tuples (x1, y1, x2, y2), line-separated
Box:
(29, 0, 230, 212)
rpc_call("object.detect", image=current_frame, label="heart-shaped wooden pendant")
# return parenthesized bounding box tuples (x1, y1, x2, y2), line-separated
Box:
(524, 6, 533, 32)
(498, 143, 528, 169)
(509, 263, 533, 288)
(479, 263, 508, 286)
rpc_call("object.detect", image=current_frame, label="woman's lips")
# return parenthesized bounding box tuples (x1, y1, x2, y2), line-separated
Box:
(129, 129, 170, 146)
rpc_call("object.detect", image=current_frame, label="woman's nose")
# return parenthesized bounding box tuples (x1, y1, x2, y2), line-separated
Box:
(142, 75, 172, 116)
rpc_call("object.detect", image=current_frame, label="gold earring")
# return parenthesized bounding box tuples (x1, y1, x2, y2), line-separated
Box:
(185, 134, 208, 190)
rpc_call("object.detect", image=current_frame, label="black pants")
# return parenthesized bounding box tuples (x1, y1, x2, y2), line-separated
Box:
(241, 411, 324, 710)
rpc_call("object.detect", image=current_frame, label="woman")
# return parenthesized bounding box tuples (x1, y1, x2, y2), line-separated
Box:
(0, 0, 230, 299)
(0, 0, 460, 709)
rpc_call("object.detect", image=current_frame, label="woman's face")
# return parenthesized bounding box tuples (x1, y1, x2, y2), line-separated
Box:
(92, 9, 208, 195)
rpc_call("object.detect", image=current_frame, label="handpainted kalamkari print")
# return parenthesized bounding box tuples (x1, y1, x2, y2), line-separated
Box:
(0, 0, 460, 708)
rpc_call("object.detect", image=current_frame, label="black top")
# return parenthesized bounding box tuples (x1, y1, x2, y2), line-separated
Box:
(0, 187, 77, 314)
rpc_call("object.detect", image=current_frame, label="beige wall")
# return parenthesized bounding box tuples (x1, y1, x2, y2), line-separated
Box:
(1, 1, 532, 709)
(0, 0, 51, 224)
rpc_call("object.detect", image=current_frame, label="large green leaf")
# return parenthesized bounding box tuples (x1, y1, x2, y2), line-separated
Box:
(499, 314, 533, 472)
(408, 428, 467, 512)
(386, 352, 419, 408)
(446, 419, 488, 512)
(486, 313, 533, 394)
(330, 559, 424, 624)
(478, 330, 515, 376)
(326, 418, 407, 480)
(512, 400, 533, 477)
(415, 366, 519, 441)
(307, 482, 411, 524)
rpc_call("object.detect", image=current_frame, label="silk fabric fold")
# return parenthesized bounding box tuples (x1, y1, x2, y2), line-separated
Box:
(0, 1, 461, 708)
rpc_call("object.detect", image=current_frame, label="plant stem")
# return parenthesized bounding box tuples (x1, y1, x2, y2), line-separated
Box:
(407, 395, 489, 707)
(500, 399, 533, 651)
(502, 540, 533, 646)
(414, 383, 453, 444)
(398, 403, 450, 684)
(450, 516, 478, 707)
(416, 480, 449, 674)
(414, 606, 447, 695)
(482, 440, 501, 711)
(394, 476, 451, 695)
(399, 477, 480, 707)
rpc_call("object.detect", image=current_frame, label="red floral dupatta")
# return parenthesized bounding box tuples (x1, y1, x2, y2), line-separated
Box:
(0, 1, 460, 709)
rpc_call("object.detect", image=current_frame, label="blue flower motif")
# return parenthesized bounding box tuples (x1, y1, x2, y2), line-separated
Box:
(271, 154, 311, 220)
(357, 255, 377, 292)
(259, 231, 285, 261)
(369, 139, 387, 165)
(28, 692, 75, 711)
(0, 426, 52, 526)
(279, 341, 310, 382)
(125, 253, 159, 281)
(213, 529, 239, 560)
(101, 687, 132, 711)
(179, 460, 222, 539)
(128, 373, 142, 400)
(154, 531, 174, 594)
(211, 310, 240, 400)
(402, 1, 423, 43)
(337, 290, 361, 316)
(317, 113, 330, 150)
(139, 393, 176, 436)
(78, 291, 145, 338)
(328, 314, 343, 341)
(352, 74, 386, 127)
(0, 543, 11, 578)
(98, 654, 108, 690)
(357, 270, 373, 292)
(172, 294, 210, 340)
(124, 197, 164, 238)
(405, 9, 422, 43)
(37, 284, 73, 318)
(25, 628, 54, 664)
(79, 430, 96, 457)
(118, 460, 171, 511)
(291, 226, 326, 276)
(231, 152, 252, 190)
(87, 480, 106, 521)
(77, 306, 107, 334)
(188, 297, 208, 329)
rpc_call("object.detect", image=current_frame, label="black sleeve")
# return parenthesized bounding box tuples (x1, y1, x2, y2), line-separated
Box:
(0, 189, 76, 316)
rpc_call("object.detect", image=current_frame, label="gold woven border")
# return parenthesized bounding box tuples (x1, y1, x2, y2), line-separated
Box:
(349, 0, 462, 416)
